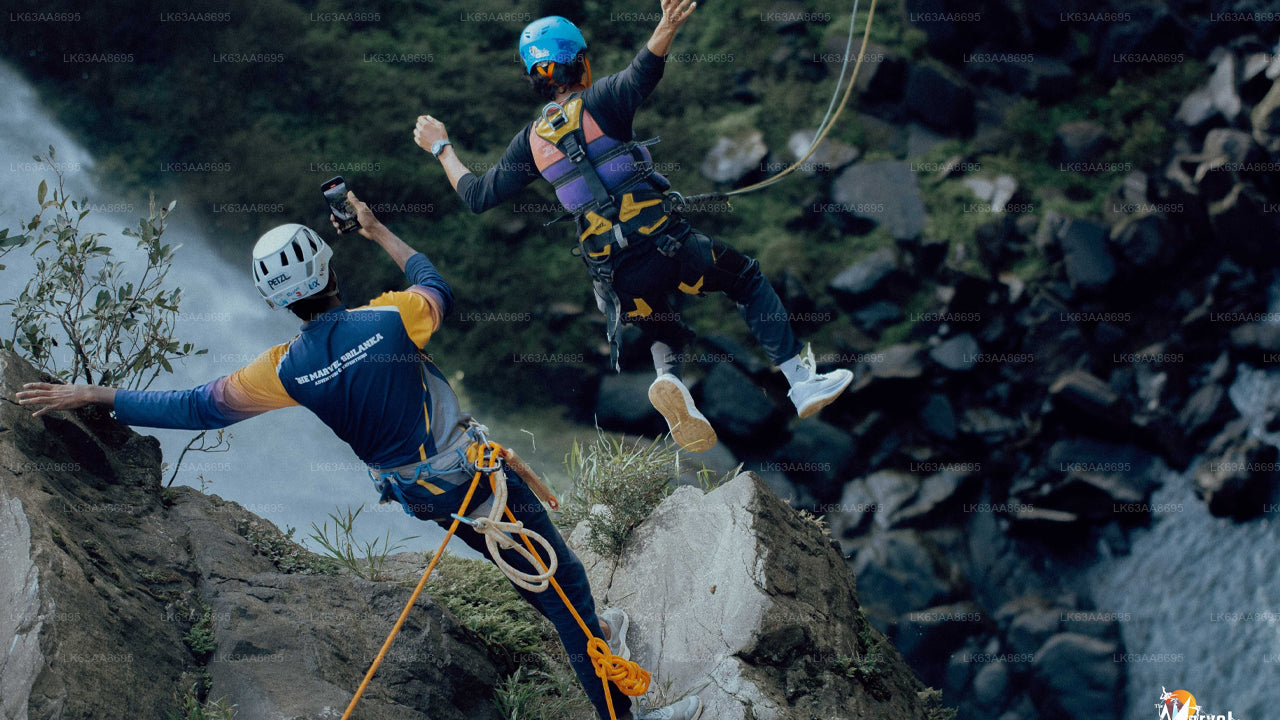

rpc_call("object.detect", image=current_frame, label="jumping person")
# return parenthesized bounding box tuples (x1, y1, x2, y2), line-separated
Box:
(16, 194, 701, 720)
(413, 0, 853, 453)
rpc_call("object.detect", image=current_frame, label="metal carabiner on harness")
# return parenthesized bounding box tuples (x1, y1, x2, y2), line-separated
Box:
(541, 101, 568, 129)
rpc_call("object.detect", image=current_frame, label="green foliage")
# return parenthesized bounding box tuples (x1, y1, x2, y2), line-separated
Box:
(919, 687, 958, 720)
(167, 682, 237, 720)
(306, 504, 416, 581)
(559, 432, 677, 558)
(0, 148, 205, 389)
(237, 517, 336, 576)
(493, 664, 596, 720)
(184, 603, 217, 660)
(426, 551, 554, 664)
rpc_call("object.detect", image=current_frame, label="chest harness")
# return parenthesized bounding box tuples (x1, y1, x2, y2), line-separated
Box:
(530, 95, 691, 369)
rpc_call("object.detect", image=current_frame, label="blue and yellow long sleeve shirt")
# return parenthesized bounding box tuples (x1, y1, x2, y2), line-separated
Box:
(114, 253, 464, 470)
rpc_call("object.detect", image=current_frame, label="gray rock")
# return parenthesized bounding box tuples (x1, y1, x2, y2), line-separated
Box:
(828, 478, 877, 543)
(0, 350, 503, 720)
(929, 333, 981, 371)
(1048, 369, 1122, 420)
(895, 470, 970, 528)
(787, 129, 860, 175)
(962, 174, 1019, 213)
(831, 160, 929, 240)
(972, 660, 1010, 708)
(852, 300, 904, 334)
(700, 130, 768, 184)
(871, 343, 926, 380)
(904, 63, 975, 135)
(1178, 382, 1238, 440)
(1177, 51, 1242, 127)
(1052, 121, 1110, 166)
(1194, 421, 1280, 520)
(1031, 634, 1123, 720)
(1109, 213, 1176, 269)
(571, 474, 932, 720)
(698, 363, 778, 440)
(1055, 218, 1116, 290)
(827, 247, 903, 305)
(865, 470, 921, 530)
(1229, 322, 1280, 352)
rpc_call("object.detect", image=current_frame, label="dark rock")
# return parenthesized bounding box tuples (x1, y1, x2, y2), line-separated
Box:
(827, 247, 904, 306)
(831, 160, 929, 240)
(1250, 76, 1280, 155)
(595, 372, 665, 435)
(848, 42, 908, 102)
(996, 596, 1062, 657)
(852, 300, 904, 334)
(1017, 57, 1077, 102)
(895, 470, 971, 528)
(1179, 382, 1238, 440)
(920, 394, 958, 440)
(896, 601, 987, 687)
(1194, 420, 1280, 520)
(1049, 369, 1121, 419)
(701, 333, 772, 376)
(1194, 128, 1261, 201)
(1109, 213, 1180, 270)
(850, 530, 961, 618)
(1207, 183, 1280, 256)
(871, 343, 926, 380)
(776, 418, 858, 501)
(929, 333, 981, 371)
(1093, 5, 1189, 82)
(1031, 438, 1159, 522)
(1052, 121, 1110, 166)
(1229, 322, 1280, 352)
(1030, 634, 1123, 720)
(1056, 218, 1116, 290)
(697, 363, 779, 440)
(958, 407, 1022, 444)
(902, 0, 981, 60)
(903, 63, 976, 135)
(700, 129, 769, 185)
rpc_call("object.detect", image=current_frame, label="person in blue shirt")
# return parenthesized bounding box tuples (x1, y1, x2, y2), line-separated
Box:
(413, 1, 852, 460)
(16, 193, 699, 720)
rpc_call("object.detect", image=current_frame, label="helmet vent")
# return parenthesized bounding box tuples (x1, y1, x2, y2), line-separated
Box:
(292, 240, 304, 262)
(279, 250, 289, 266)
(258, 260, 267, 276)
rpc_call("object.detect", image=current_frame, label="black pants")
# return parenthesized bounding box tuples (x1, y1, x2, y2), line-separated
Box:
(609, 227, 802, 365)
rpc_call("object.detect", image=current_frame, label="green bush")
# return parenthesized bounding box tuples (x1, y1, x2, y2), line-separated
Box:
(426, 551, 555, 663)
(306, 504, 416, 581)
(0, 149, 205, 388)
(559, 432, 678, 558)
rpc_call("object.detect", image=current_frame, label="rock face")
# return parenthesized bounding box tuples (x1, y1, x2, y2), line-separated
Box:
(0, 350, 502, 720)
(571, 473, 933, 720)
(831, 161, 929, 240)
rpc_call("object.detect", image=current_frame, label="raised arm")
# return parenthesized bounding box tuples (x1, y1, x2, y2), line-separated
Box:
(646, 0, 698, 57)
(414, 118, 540, 213)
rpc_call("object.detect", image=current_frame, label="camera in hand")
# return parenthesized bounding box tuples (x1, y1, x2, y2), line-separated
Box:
(321, 176, 361, 233)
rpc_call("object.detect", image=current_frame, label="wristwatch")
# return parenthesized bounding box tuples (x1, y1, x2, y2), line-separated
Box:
(430, 139, 452, 158)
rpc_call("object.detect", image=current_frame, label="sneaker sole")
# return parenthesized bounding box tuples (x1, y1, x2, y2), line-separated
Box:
(795, 370, 854, 419)
(649, 378, 717, 453)
(609, 610, 631, 661)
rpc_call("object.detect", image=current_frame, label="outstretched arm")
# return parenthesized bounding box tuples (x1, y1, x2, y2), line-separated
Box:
(647, 0, 698, 57)
(16, 383, 115, 418)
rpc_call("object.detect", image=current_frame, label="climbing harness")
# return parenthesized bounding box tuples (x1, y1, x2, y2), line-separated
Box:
(680, 0, 878, 208)
(341, 426, 647, 720)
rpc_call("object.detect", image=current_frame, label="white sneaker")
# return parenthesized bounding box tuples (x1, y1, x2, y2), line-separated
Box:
(786, 346, 853, 419)
(648, 374, 717, 453)
(636, 696, 702, 720)
(599, 607, 631, 660)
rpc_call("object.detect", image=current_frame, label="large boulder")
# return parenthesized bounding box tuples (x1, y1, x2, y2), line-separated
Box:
(571, 473, 933, 720)
(831, 160, 929, 241)
(701, 130, 769, 185)
(903, 63, 975, 136)
(0, 350, 503, 720)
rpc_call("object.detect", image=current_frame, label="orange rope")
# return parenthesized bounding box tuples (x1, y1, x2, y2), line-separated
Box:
(338, 440, 499, 720)
(339, 438, 648, 720)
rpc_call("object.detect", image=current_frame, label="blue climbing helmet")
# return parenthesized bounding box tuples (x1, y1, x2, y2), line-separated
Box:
(518, 16, 587, 73)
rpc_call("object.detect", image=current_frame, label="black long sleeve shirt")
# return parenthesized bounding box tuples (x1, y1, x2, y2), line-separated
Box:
(455, 47, 667, 213)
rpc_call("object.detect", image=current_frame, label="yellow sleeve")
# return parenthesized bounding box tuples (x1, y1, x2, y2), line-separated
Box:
(366, 288, 441, 347)
(220, 342, 298, 414)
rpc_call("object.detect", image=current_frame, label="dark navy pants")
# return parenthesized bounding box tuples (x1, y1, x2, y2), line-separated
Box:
(411, 471, 630, 720)
(610, 226, 803, 365)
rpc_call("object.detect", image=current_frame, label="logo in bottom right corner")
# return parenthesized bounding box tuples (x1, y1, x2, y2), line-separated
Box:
(1157, 687, 1242, 720)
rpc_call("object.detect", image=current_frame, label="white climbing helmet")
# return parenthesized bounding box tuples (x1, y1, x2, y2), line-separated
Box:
(251, 224, 334, 310)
